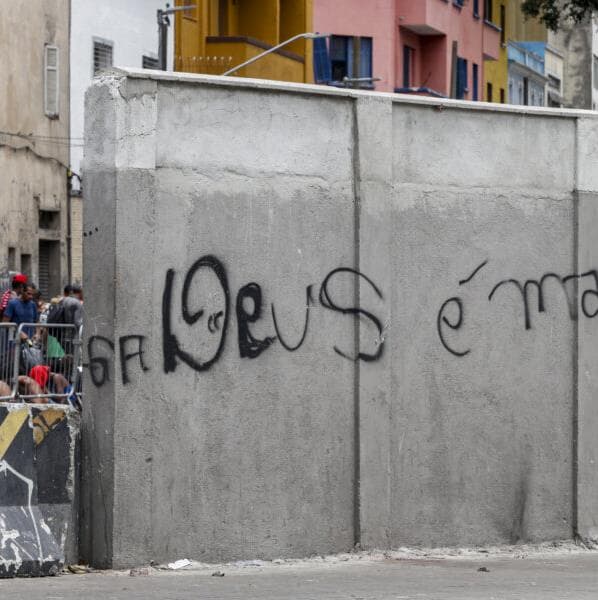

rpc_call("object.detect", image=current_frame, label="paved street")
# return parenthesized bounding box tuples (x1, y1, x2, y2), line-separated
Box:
(2, 549, 598, 599)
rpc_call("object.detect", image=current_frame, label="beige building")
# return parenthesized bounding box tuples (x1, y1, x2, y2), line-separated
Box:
(0, 0, 70, 298)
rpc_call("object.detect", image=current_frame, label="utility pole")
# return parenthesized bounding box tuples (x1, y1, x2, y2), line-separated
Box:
(157, 3, 197, 70)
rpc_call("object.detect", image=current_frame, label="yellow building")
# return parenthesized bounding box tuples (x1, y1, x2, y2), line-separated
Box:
(483, 0, 508, 103)
(174, 0, 313, 83)
(484, 0, 563, 106)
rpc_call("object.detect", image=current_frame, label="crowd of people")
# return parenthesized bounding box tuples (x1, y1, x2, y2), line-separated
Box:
(0, 272, 83, 407)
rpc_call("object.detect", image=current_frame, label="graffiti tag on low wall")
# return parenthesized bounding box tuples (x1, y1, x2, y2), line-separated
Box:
(88, 255, 598, 387)
(88, 255, 385, 386)
(437, 260, 598, 357)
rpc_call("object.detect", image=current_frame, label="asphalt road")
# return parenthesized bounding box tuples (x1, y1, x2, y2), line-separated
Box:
(2, 552, 598, 600)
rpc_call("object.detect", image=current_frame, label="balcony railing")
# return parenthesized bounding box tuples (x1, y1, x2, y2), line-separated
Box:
(508, 42, 545, 75)
(176, 36, 306, 83)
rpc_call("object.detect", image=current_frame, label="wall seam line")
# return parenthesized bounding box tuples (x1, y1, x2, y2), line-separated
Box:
(572, 117, 579, 538)
(352, 97, 362, 549)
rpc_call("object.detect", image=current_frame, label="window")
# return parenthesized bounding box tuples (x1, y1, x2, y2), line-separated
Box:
(44, 45, 59, 118)
(500, 88, 505, 103)
(39, 209, 60, 230)
(523, 77, 529, 105)
(518, 81, 524, 104)
(456, 57, 468, 99)
(403, 45, 414, 87)
(487, 81, 493, 102)
(7, 248, 16, 271)
(500, 4, 506, 45)
(93, 40, 113, 75)
(327, 36, 373, 86)
(484, 0, 493, 21)
(330, 36, 351, 82)
(472, 63, 479, 101)
(142, 55, 159, 69)
(20, 254, 31, 277)
(593, 55, 598, 89)
(473, 0, 480, 17)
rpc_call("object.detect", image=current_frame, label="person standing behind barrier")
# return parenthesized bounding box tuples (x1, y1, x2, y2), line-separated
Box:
(2, 284, 38, 340)
(0, 273, 28, 317)
(62, 284, 83, 329)
(46, 284, 82, 356)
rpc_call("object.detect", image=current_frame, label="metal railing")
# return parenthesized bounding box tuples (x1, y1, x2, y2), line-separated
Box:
(0, 323, 17, 400)
(174, 55, 232, 74)
(0, 323, 82, 406)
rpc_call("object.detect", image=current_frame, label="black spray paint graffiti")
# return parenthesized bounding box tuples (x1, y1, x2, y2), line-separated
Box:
(437, 260, 598, 357)
(88, 335, 149, 386)
(161, 256, 385, 374)
(162, 255, 230, 373)
(88, 256, 386, 387)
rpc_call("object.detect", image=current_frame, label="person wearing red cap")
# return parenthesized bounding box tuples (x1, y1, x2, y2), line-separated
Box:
(0, 273, 28, 318)
(18, 365, 69, 403)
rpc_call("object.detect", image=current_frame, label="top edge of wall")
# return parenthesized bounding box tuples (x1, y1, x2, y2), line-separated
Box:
(94, 67, 598, 120)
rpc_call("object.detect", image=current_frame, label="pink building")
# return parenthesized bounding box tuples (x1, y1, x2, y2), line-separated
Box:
(313, 0, 500, 99)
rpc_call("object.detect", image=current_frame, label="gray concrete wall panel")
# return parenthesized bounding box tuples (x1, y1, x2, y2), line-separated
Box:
(83, 70, 598, 567)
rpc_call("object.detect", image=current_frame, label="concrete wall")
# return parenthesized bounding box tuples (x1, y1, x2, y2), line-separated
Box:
(554, 18, 593, 109)
(83, 69, 598, 568)
(70, 0, 174, 182)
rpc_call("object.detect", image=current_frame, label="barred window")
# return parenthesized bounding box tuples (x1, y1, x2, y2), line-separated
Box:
(93, 40, 113, 75)
(44, 45, 59, 118)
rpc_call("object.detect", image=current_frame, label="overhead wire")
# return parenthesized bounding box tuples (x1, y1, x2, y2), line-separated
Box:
(0, 130, 84, 147)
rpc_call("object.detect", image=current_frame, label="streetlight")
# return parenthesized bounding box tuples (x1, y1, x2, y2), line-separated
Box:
(157, 3, 197, 70)
(222, 32, 329, 77)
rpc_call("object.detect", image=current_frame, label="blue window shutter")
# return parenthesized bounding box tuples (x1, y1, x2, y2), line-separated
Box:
(346, 37, 354, 78)
(360, 37, 372, 79)
(456, 57, 468, 99)
(313, 37, 331, 83)
(472, 63, 478, 100)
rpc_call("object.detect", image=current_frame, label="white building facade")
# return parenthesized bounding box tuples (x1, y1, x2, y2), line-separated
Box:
(69, 0, 174, 281)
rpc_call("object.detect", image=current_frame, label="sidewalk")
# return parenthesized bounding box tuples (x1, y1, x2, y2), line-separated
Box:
(3, 543, 598, 599)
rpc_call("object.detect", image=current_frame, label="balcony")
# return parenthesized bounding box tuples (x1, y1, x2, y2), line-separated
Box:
(176, 36, 305, 83)
(508, 42, 545, 75)
(397, 0, 450, 35)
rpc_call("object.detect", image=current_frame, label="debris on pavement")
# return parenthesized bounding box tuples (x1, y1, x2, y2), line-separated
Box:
(233, 559, 265, 568)
(167, 559, 192, 570)
(67, 564, 90, 574)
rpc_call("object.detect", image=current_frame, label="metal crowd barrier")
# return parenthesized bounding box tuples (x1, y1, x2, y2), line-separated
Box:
(0, 323, 82, 406)
(0, 323, 17, 401)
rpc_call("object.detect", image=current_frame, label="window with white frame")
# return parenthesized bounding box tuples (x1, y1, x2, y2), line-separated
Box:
(44, 45, 59, 118)
(93, 39, 113, 75)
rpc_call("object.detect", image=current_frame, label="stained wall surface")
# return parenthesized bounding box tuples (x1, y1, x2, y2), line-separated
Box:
(0, 0, 70, 295)
(83, 69, 598, 568)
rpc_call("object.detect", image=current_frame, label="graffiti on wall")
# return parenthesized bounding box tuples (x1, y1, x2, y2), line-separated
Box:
(0, 406, 72, 577)
(88, 254, 598, 384)
(88, 255, 385, 387)
(437, 260, 598, 357)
